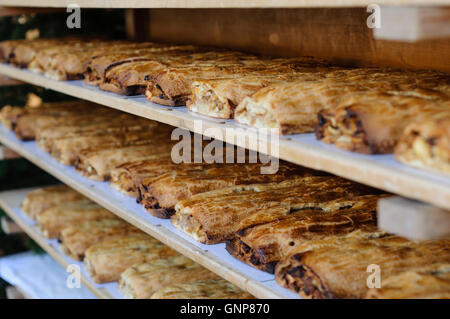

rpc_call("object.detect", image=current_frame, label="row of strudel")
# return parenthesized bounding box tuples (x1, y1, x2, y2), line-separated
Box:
(275, 233, 450, 299)
(0, 100, 176, 180)
(20, 186, 253, 298)
(3, 38, 448, 174)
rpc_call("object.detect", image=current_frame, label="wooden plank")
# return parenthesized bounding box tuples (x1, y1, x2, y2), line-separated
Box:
(146, 8, 450, 72)
(1, 216, 23, 234)
(0, 187, 114, 299)
(378, 197, 450, 240)
(0, 64, 449, 211)
(374, 7, 450, 41)
(0, 0, 447, 8)
(0, 133, 301, 299)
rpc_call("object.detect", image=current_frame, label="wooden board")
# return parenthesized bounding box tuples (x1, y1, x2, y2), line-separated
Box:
(0, 64, 449, 211)
(378, 197, 450, 240)
(144, 8, 450, 72)
(0, 130, 301, 299)
(0, 187, 120, 299)
(0, 0, 447, 8)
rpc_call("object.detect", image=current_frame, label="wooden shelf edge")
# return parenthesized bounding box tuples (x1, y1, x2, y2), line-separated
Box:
(0, 64, 449, 211)
(0, 0, 448, 8)
(0, 188, 114, 299)
(0, 132, 299, 299)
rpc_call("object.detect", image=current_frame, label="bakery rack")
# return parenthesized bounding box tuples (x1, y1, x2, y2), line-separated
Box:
(0, 187, 123, 299)
(0, 127, 301, 299)
(0, 2, 449, 299)
(0, 64, 449, 213)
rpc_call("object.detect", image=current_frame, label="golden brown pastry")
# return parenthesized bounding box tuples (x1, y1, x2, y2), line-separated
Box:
(74, 143, 173, 181)
(84, 233, 178, 283)
(226, 194, 385, 273)
(35, 113, 152, 151)
(28, 41, 104, 79)
(119, 255, 219, 299)
(146, 55, 327, 108)
(95, 47, 206, 95)
(316, 92, 450, 154)
(236, 68, 450, 136)
(141, 162, 318, 219)
(11, 101, 106, 140)
(37, 201, 115, 238)
(0, 39, 24, 62)
(187, 59, 332, 119)
(29, 41, 159, 81)
(0, 105, 25, 130)
(366, 264, 450, 299)
(83, 45, 198, 86)
(21, 185, 87, 220)
(150, 279, 254, 299)
(0, 101, 92, 133)
(172, 176, 380, 244)
(395, 112, 450, 175)
(99, 49, 241, 97)
(188, 75, 290, 119)
(275, 234, 450, 299)
(110, 155, 191, 197)
(49, 127, 171, 165)
(9, 38, 83, 67)
(146, 62, 259, 106)
(60, 219, 142, 261)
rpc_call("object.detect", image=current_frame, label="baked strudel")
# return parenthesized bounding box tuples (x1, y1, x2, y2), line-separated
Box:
(74, 143, 173, 181)
(0, 39, 24, 62)
(49, 128, 171, 165)
(93, 48, 204, 95)
(21, 185, 86, 220)
(60, 219, 141, 261)
(84, 233, 178, 283)
(83, 45, 199, 86)
(226, 194, 384, 273)
(28, 42, 159, 81)
(140, 162, 318, 219)
(395, 112, 450, 175)
(275, 234, 450, 299)
(172, 177, 380, 244)
(12, 101, 106, 140)
(235, 68, 450, 136)
(35, 114, 158, 152)
(366, 263, 450, 299)
(110, 155, 197, 197)
(146, 55, 326, 107)
(9, 38, 83, 67)
(37, 201, 115, 238)
(150, 279, 254, 299)
(316, 92, 450, 154)
(118, 255, 219, 299)
(0, 101, 97, 132)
